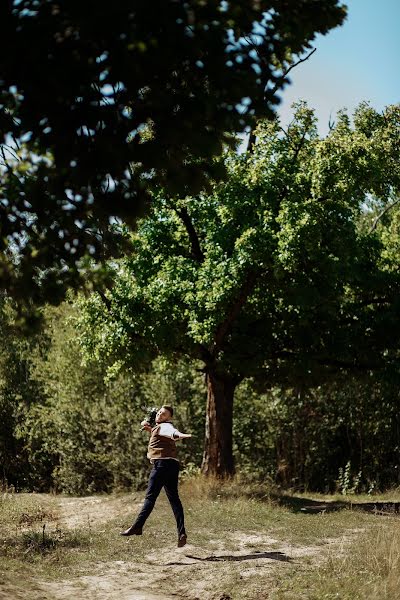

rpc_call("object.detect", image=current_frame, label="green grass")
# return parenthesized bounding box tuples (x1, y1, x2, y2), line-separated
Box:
(272, 521, 400, 600)
(1, 480, 400, 599)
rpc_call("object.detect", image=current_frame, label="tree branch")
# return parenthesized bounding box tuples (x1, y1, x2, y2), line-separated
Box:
(97, 289, 112, 311)
(270, 48, 317, 97)
(175, 206, 205, 263)
(369, 198, 400, 234)
(195, 343, 214, 365)
(246, 47, 317, 153)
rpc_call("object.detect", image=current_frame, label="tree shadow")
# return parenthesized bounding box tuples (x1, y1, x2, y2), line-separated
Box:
(274, 495, 346, 513)
(274, 494, 400, 516)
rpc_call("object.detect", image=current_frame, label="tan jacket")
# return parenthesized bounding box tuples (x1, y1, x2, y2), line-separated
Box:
(147, 423, 179, 461)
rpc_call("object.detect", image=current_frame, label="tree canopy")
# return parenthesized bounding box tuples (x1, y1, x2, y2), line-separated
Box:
(79, 102, 400, 475)
(0, 1, 346, 302)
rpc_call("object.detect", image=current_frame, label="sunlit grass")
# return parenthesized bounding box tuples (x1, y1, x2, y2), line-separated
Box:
(273, 520, 400, 600)
(1, 480, 400, 599)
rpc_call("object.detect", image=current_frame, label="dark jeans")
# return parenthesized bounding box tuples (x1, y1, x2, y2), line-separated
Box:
(133, 459, 186, 536)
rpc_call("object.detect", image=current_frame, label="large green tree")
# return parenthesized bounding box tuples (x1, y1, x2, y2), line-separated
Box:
(0, 1, 346, 301)
(79, 103, 400, 476)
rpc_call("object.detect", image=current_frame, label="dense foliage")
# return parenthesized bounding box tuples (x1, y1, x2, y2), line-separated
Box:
(78, 103, 400, 475)
(0, 302, 205, 493)
(0, 1, 346, 302)
(234, 377, 400, 492)
(1, 297, 400, 494)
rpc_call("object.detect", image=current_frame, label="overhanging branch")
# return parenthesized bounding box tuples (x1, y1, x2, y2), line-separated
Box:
(247, 47, 317, 153)
(269, 48, 317, 97)
(175, 206, 205, 263)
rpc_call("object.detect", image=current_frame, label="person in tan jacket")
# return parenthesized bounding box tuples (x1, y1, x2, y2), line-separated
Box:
(120, 405, 191, 547)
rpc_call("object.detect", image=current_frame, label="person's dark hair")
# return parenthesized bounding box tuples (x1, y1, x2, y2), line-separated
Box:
(162, 405, 174, 417)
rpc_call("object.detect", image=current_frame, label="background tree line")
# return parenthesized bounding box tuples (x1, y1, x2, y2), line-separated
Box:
(1, 297, 400, 495)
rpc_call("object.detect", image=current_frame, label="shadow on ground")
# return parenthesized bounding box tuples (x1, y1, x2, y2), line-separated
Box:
(275, 495, 400, 516)
(164, 551, 291, 566)
(187, 551, 291, 562)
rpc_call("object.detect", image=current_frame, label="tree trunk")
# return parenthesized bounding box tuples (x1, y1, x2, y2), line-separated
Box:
(201, 370, 236, 477)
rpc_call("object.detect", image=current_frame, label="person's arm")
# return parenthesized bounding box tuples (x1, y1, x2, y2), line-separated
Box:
(158, 423, 191, 440)
(174, 431, 191, 440)
(172, 427, 191, 440)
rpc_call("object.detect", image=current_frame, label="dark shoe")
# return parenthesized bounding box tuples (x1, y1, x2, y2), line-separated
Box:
(120, 525, 143, 536)
(177, 533, 187, 547)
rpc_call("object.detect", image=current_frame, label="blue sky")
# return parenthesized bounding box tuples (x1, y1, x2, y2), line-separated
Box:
(278, 0, 400, 133)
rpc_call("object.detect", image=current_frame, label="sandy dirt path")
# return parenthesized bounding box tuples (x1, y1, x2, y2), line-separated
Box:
(33, 495, 362, 600)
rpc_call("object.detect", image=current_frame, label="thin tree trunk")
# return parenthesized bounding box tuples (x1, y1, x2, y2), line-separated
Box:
(201, 371, 236, 477)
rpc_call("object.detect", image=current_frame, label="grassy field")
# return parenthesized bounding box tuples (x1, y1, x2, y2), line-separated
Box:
(1, 478, 400, 599)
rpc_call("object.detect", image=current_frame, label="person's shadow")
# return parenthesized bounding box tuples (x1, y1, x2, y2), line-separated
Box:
(186, 551, 291, 562)
(165, 550, 291, 565)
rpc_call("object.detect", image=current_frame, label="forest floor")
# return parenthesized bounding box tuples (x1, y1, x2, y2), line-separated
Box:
(2, 479, 400, 599)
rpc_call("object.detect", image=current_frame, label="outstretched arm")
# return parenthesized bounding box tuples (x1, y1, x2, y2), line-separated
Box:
(148, 422, 191, 439)
(174, 431, 191, 440)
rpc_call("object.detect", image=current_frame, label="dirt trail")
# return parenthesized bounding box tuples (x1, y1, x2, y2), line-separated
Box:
(52, 495, 141, 529)
(34, 496, 362, 600)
